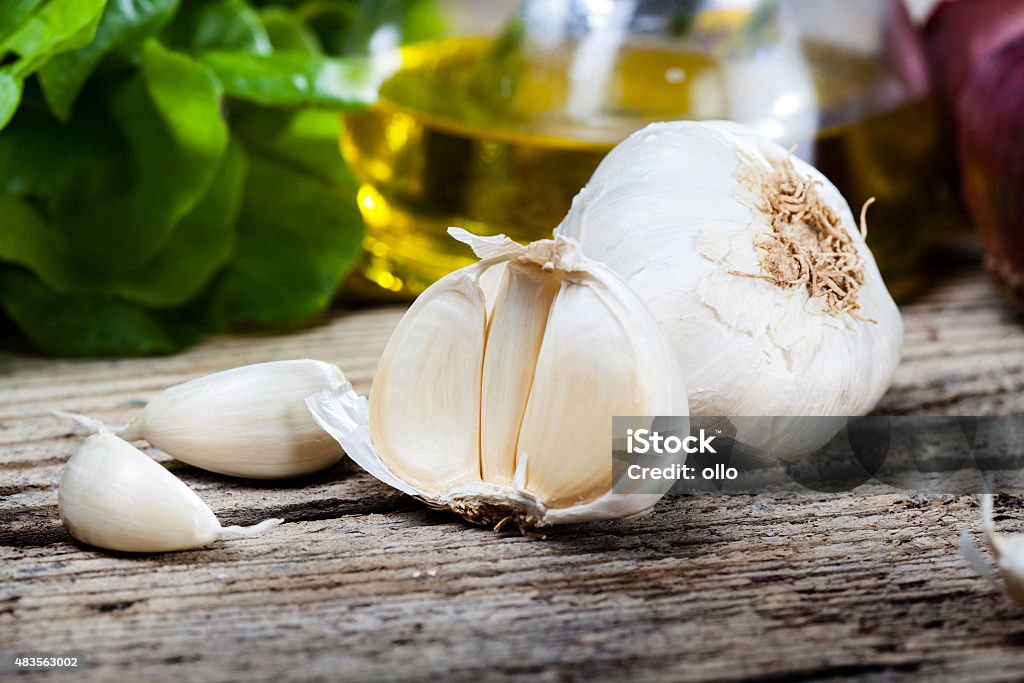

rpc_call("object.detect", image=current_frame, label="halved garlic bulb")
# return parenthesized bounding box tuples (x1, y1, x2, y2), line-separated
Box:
(116, 360, 347, 479)
(308, 231, 689, 530)
(554, 120, 904, 457)
(59, 433, 281, 553)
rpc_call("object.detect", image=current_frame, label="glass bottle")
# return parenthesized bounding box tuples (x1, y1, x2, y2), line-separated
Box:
(342, 0, 940, 299)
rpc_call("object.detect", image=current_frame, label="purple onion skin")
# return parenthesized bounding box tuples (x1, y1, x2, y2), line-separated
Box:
(925, 0, 1024, 111)
(924, 0, 1024, 187)
(958, 35, 1024, 315)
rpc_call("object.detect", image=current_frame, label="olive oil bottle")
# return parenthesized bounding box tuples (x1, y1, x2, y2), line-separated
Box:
(342, 32, 940, 299)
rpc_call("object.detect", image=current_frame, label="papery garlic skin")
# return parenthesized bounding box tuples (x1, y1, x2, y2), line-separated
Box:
(980, 494, 1024, 607)
(308, 230, 689, 529)
(59, 433, 281, 553)
(121, 360, 346, 479)
(554, 120, 903, 457)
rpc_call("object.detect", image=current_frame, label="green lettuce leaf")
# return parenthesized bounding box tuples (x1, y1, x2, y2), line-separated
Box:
(231, 102, 351, 186)
(259, 6, 321, 54)
(0, 195, 71, 291)
(0, 102, 102, 198)
(39, 0, 180, 121)
(0, 0, 107, 128)
(0, 0, 106, 75)
(109, 135, 247, 307)
(0, 1, 50, 44)
(161, 0, 271, 54)
(205, 151, 361, 324)
(199, 50, 374, 107)
(0, 40, 228, 293)
(0, 69, 23, 130)
(0, 269, 199, 356)
(54, 40, 228, 276)
(0, 0, 446, 356)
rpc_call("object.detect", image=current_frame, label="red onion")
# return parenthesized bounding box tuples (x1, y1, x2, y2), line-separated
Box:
(957, 35, 1024, 314)
(924, 0, 1024, 110)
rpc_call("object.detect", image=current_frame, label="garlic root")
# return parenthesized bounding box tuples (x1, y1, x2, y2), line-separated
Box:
(50, 408, 127, 434)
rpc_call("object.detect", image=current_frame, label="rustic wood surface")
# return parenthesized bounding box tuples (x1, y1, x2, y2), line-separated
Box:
(2, 263, 1024, 682)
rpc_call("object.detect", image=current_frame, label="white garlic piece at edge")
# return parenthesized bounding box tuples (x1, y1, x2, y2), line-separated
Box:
(554, 120, 904, 457)
(59, 433, 282, 553)
(977, 494, 1024, 607)
(113, 359, 347, 479)
(308, 230, 689, 530)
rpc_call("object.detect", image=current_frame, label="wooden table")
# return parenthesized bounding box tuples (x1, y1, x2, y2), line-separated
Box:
(3, 261, 1024, 682)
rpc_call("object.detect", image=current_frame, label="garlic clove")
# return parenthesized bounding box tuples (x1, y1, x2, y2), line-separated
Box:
(369, 270, 487, 495)
(120, 359, 347, 479)
(518, 268, 685, 509)
(59, 433, 282, 553)
(308, 229, 690, 529)
(979, 494, 1024, 606)
(479, 261, 560, 485)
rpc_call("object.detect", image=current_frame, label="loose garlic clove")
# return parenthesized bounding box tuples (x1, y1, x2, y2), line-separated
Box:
(308, 230, 689, 530)
(554, 120, 904, 457)
(978, 494, 1024, 607)
(59, 433, 282, 553)
(113, 360, 347, 479)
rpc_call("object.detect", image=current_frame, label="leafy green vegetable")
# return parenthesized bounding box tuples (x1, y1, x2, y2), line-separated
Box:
(75, 40, 228, 274)
(110, 135, 247, 307)
(0, 0, 442, 356)
(290, 1, 357, 56)
(0, 69, 22, 130)
(0, 1, 50, 45)
(200, 50, 373, 107)
(205, 153, 361, 323)
(231, 103, 352, 187)
(259, 7, 321, 54)
(38, 0, 180, 121)
(0, 269, 200, 356)
(0, 195, 70, 291)
(0, 0, 106, 76)
(0, 0, 107, 127)
(0, 39, 229, 292)
(208, 103, 361, 322)
(162, 0, 270, 55)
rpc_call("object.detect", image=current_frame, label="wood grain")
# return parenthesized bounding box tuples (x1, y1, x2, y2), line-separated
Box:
(2, 266, 1024, 682)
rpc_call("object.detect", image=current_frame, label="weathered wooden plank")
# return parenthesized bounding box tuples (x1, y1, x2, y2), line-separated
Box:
(2, 265, 1024, 682)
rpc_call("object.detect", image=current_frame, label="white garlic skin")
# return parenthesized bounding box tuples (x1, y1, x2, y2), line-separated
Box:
(308, 231, 689, 527)
(123, 360, 346, 479)
(554, 120, 903, 457)
(59, 433, 280, 553)
(981, 495, 1024, 607)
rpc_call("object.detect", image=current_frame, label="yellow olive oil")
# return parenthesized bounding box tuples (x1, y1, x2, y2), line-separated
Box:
(342, 37, 940, 299)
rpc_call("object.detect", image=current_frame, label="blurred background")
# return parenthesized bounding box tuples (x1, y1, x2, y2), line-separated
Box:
(345, 0, 948, 301)
(4, 0, 1023, 358)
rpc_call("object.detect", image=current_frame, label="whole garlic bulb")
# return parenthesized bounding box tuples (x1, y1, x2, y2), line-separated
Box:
(59, 433, 282, 553)
(554, 120, 903, 456)
(308, 230, 689, 530)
